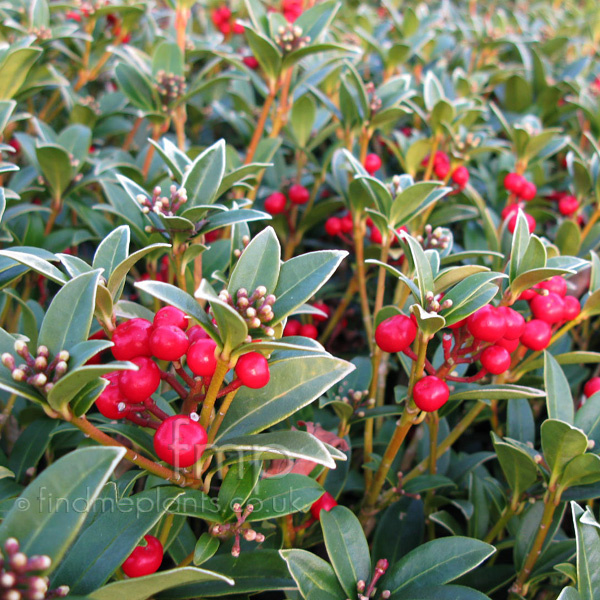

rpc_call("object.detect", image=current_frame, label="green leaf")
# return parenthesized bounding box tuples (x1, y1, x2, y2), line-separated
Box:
(382, 537, 495, 595)
(115, 63, 160, 112)
(541, 420, 588, 482)
(291, 95, 316, 147)
(217, 462, 261, 520)
(208, 430, 337, 469)
(37, 144, 73, 198)
(571, 502, 600, 600)
(321, 506, 370, 598)
(0, 249, 67, 285)
(92, 225, 130, 279)
(449, 384, 544, 401)
(560, 455, 600, 490)
(0, 48, 42, 100)
(168, 490, 221, 521)
(182, 140, 226, 207)
(152, 41, 184, 78)
(38, 270, 102, 355)
(51, 487, 183, 593)
(247, 474, 324, 521)
(397, 585, 492, 600)
(492, 433, 539, 499)
(0, 447, 125, 574)
(272, 250, 347, 324)
(216, 354, 354, 439)
(228, 227, 281, 296)
(244, 27, 282, 84)
(193, 533, 219, 566)
(400, 233, 434, 305)
(280, 549, 346, 600)
(8, 418, 56, 483)
(89, 567, 233, 600)
(544, 351, 574, 424)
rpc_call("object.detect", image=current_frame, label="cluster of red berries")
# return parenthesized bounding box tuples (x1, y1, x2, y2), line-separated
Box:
(95, 305, 271, 467)
(324, 211, 353, 238)
(211, 6, 244, 35)
(548, 190, 580, 217)
(502, 173, 538, 233)
(264, 184, 310, 215)
(283, 301, 330, 339)
(281, 0, 303, 22)
(421, 152, 469, 192)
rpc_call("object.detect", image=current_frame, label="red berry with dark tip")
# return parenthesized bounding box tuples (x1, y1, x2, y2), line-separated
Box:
(529, 292, 565, 324)
(111, 319, 153, 360)
(481, 345, 512, 374)
(563, 296, 581, 321)
(325, 217, 342, 237)
(413, 376, 449, 412)
(119, 357, 161, 403)
(154, 306, 188, 330)
(451, 166, 469, 187)
(584, 377, 600, 398)
(520, 319, 552, 350)
(153, 415, 207, 468)
(150, 326, 189, 361)
(558, 195, 579, 216)
(519, 181, 537, 201)
(310, 491, 337, 519)
(288, 184, 310, 205)
(283, 319, 302, 336)
(235, 352, 270, 389)
(122, 535, 163, 578)
(264, 192, 287, 215)
(300, 323, 318, 339)
(364, 153, 382, 175)
(186, 339, 218, 377)
(496, 337, 520, 352)
(375, 314, 417, 353)
(538, 276, 567, 297)
(499, 307, 525, 340)
(187, 325, 210, 344)
(504, 172, 525, 195)
(467, 305, 507, 342)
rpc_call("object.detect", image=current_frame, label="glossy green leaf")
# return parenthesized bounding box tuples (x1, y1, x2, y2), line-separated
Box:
(544, 351, 574, 424)
(492, 433, 539, 499)
(182, 140, 226, 207)
(193, 533, 219, 566)
(571, 502, 600, 600)
(217, 462, 261, 520)
(541, 420, 588, 481)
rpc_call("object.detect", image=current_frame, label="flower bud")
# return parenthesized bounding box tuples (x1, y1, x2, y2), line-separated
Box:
(34, 357, 47, 371)
(30, 373, 47, 387)
(11, 551, 28, 570)
(57, 351, 70, 362)
(36, 346, 49, 358)
(5, 538, 19, 554)
(1, 353, 15, 370)
(54, 361, 68, 376)
(12, 369, 26, 382)
(14, 340, 27, 355)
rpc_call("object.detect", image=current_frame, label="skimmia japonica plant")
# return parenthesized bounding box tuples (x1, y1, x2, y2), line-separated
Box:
(0, 0, 599, 599)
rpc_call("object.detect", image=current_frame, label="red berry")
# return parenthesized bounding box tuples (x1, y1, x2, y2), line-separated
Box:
(154, 306, 188, 330)
(111, 319, 153, 360)
(467, 305, 507, 342)
(340, 214, 353, 234)
(235, 352, 270, 389)
(264, 192, 287, 215)
(538, 276, 567, 297)
(563, 296, 581, 321)
(288, 184, 310, 205)
(150, 326, 189, 361)
(584, 377, 600, 398)
(325, 217, 342, 237)
(219, 22, 231, 35)
(558, 195, 579, 216)
(300, 323, 318, 339)
(232, 20, 244, 34)
(501, 203, 520, 221)
(451, 166, 469, 187)
(496, 337, 520, 352)
(519, 181, 537, 201)
(283, 319, 302, 336)
(413, 376, 449, 412)
(66, 10, 82, 21)
(370, 226, 383, 244)
(95, 380, 127, 420)
(187, 325, 211, 344)
(504, 172, 525, 195)
(312, 301, 330, 323)
(529, 292, 565, 324)
(434, 161, 450, 179)
(480, 345, 512, 374)
(8, 138, 20, 154)
(154, 416, 207, 468)
(499, 307, 525, 340)
(186, 339, 218, 377)
(364, 153, 382, 175)
(519, 288, 537, 301)
(447, 318, 466, 330)
(375, 315, 417, 353)
(122, 535, 163, 578)
(119, 357, 161, 403)
(520, 319, 552, 351)
(243, 55, 259, 69)
(508, 211, 536, 234)
(310, 491, 337, 519)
